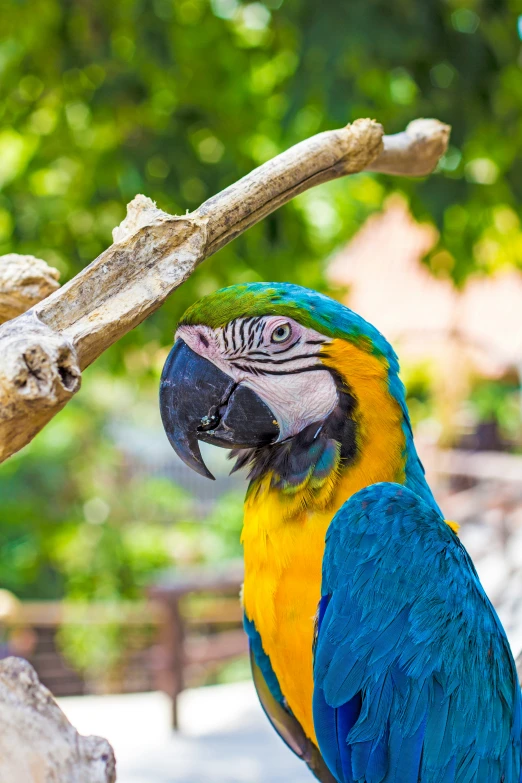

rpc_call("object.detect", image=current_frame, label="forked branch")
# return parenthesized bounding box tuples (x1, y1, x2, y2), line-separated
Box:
(0, 117, 450, 463)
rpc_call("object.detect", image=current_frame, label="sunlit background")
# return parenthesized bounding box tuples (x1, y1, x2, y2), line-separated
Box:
(1, 0, 522, 780)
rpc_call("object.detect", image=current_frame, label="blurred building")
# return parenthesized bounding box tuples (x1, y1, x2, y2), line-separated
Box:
(328, 196, 522, 376)
(327, 196, 522, 444)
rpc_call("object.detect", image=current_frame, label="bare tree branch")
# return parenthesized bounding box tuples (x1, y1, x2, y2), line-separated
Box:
(0, 657, 116, 782)
(366, 118, 450, 177)
(0, 254, 60, 325)
(0, 117, 450, 463)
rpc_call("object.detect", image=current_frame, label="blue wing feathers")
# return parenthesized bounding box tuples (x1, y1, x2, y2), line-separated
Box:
(313, 482, 522, 783)
(244, 614, 286, 705)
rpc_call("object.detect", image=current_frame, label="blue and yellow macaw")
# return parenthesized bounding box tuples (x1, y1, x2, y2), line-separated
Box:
(159, 282, 522, 783)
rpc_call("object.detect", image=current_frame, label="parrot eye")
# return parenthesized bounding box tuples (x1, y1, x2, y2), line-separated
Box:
(271, 323, 292, 344)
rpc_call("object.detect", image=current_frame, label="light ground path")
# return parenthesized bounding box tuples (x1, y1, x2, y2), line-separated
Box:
(58, 681, 313, 783)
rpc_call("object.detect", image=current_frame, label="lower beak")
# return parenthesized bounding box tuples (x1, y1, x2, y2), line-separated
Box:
(159, 340, 280, 479)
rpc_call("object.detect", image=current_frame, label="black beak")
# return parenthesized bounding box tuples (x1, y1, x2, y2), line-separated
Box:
(160, 340, 280, 479)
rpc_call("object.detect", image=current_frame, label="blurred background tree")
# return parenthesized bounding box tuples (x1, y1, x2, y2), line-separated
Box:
(1, 0, 522, 672)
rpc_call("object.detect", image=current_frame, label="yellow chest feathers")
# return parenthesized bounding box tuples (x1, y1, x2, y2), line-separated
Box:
(241, 339, 406, 744)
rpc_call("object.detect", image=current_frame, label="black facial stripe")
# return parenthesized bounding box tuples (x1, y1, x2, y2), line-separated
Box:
(259, 365, 328, 376)
(221, 321, 326, 362)
(230, 362, 257, 375)
(228, 318, 257, 357)
(239, 318, 247, 346)
(248, 353, 323, 365)
(272, 337, 301, 354)
(248, 318, 260, 349)
(256, 320, 265, 347)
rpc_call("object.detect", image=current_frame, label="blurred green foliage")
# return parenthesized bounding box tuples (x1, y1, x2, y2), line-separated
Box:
(1, 0, 522, 654)
(2, 0, 522, 299)
(468, 376, 522, 440)
(0, 372, 245, 599)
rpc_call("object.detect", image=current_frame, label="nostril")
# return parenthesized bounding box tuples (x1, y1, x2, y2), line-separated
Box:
(197, 385, 237, 434)
(198, 410, 220, 432)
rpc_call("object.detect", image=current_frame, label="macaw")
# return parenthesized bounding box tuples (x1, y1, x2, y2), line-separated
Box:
(159, 282, 522, 783)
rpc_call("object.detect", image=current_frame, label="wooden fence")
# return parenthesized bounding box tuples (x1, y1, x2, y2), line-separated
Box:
(5, 562, 246, 725)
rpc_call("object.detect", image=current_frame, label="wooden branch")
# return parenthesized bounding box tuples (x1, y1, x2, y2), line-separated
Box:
(0, 254, 60, 324)
(0, 657, 116, 782)
(0, 117, 450, 463)
(366, 118, 450, 177)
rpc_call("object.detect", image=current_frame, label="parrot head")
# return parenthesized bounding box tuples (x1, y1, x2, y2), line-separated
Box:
(159, 282, 408, 485)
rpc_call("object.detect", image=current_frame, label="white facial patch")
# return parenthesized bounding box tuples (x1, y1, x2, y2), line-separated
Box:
(245, 366, 338, 440)
(176, 316, 339, 442)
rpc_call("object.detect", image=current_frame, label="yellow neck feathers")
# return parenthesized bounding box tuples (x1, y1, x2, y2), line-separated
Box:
(241, 338, 407, 743)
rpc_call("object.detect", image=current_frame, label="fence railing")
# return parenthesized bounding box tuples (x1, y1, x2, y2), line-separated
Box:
(5, 562, 246, 723)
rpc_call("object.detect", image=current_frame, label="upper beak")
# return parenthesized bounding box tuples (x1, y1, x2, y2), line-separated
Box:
(159, 339, 280, 479)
